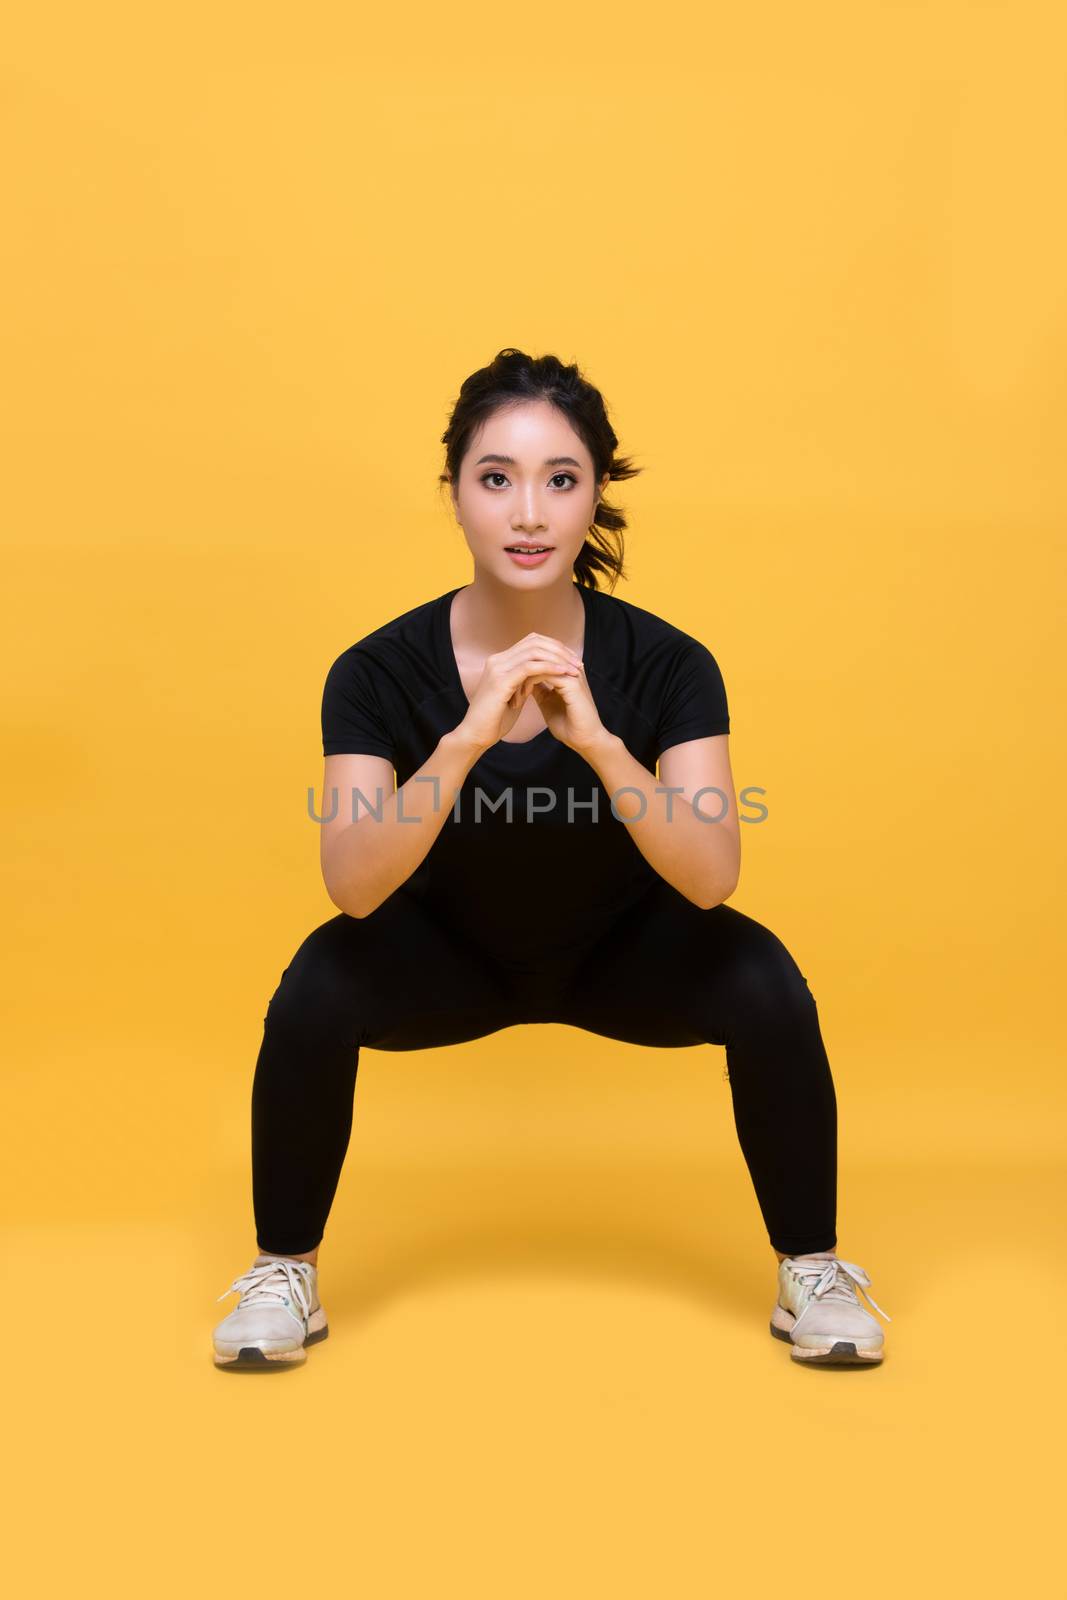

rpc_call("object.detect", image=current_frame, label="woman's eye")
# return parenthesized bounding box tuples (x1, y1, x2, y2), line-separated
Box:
(479, 471, 577, 490)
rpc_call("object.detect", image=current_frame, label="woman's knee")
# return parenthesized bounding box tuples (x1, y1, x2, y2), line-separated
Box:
(713, 918, 817, 1025)
(262, 915, 370, 1046)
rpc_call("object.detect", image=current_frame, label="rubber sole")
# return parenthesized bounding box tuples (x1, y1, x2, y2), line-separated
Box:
(214, 1312, 330, 1371)
(769, 1320, 883, 1364)
(767, 1299, 883, 1363)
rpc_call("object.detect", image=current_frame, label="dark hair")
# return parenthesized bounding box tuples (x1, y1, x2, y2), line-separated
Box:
(438, 347, 643, 592)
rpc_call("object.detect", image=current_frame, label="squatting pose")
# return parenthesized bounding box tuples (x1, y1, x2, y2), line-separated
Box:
(213, 348, 891, 1370)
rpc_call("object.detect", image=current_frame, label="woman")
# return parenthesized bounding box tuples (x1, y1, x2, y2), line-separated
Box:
(213, 348, 891, 1371)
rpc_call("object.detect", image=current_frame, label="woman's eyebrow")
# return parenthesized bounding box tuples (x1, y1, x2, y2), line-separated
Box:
(475, 454, 583, 469)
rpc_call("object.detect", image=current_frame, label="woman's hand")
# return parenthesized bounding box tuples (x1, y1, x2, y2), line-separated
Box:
(525, 661, 607, 754)
(457, 633, 589, 750)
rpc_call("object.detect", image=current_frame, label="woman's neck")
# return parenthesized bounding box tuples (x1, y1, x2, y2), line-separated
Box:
(452, 574, 586, 657)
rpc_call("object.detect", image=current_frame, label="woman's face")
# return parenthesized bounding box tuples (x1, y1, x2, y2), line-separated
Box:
(450, 400, 610, 585)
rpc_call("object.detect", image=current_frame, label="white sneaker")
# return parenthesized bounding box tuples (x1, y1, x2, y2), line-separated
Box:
(213, 1254, 329, 1369)
(770, 1252, 891, 1365)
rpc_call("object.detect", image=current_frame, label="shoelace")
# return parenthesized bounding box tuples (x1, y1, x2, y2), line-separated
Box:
(216, 1258, 315, 1324)
(786, 1256, 892, 1324)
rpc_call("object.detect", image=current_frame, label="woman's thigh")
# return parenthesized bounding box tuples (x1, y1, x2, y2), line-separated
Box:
(548, 877, 818, 1048)
(263, 886, 524, 1052)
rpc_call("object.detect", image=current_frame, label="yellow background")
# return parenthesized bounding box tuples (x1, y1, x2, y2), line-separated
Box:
(3, 1, 1064, 1592)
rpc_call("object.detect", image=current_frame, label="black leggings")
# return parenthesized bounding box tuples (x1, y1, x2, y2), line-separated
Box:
(251, 877, 838, 1258)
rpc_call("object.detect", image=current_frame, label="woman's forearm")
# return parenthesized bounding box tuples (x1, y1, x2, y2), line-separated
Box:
(579, 731, 739, 909)
(326, 728, 487, 917)
(328, 722, 737, 919)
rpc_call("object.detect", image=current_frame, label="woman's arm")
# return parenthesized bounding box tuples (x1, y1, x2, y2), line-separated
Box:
(320, 729, 486, 917)
(577, 729, 741, 909)
(321, 635, 582, 916)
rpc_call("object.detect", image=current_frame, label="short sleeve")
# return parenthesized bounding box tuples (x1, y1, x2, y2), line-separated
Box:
(655, 639, 730, 757)
(321, 648, 397, 760)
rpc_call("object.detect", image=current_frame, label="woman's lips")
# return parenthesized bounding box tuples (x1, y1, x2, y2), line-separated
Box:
(505, 547, 554, 566)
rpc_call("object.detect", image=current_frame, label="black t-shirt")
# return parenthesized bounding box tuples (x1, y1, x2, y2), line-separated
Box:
(321, 583, 730, 974)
